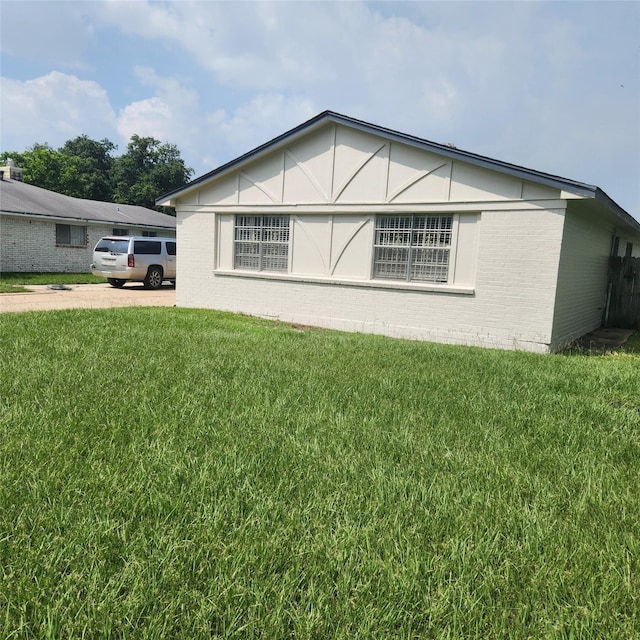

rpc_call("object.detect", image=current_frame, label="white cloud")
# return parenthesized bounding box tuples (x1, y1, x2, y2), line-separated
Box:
(217, 94, 317, 157)
(89, 1, 548, 145)
(115, 66, 224, 171)
(116, 67, 197, 145)
(116, 65, 317, 174)
(1, 1, 638, 214)
(89, 0, 499, 166)
(117, 97, 172, 139)
(0, 72, 115, 150)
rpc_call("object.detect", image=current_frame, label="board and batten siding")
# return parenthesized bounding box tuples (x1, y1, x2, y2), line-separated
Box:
(177, 206, 565, 351)
(215, 211, 477, 288)
(173, 122, 570, 352)
(179, 124, 564, 208)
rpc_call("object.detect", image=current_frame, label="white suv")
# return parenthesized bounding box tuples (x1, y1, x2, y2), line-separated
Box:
(91, 236, 176, 289)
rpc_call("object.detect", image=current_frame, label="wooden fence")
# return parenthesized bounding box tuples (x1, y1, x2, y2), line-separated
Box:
(605, 257, 640, 328)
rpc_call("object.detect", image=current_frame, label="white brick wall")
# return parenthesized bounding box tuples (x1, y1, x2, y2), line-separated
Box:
(550, 206, 612, 348)
(175, 211, 216, 307)
(176, 207, 566, 352)
(0, 215, 175, 273)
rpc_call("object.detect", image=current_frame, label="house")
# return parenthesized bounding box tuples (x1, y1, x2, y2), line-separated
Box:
(0, 161, 176, 273)
(157, 111, 640, 352)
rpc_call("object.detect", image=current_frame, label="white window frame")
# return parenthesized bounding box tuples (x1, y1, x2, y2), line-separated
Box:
(372, 214, 454, 284)
(234, 215, 290, 273)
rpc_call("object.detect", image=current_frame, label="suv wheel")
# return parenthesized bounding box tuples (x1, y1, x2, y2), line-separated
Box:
(144, 266, 163, 289)
(108, 278, 126, 288)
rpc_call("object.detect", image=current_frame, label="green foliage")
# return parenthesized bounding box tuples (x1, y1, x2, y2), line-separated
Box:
(0, 308, 638, 638)
(60, 135, 116, 201)
(621, 331, 640, 354)
(111, 135, 194, 211)
(1, 144, 83, 196)
(1, 134, 193, 212)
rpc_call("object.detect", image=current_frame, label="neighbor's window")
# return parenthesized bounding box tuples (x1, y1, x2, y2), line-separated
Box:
(56, 224, 86, 247)
(373, 215, 453, 283)
(234, 215, 290, 272)
(112, 228, 129, 236)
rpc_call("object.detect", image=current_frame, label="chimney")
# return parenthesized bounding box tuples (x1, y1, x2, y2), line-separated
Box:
(2, 158, 24, 182)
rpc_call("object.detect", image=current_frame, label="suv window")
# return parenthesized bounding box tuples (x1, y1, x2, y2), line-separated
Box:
(95, 238, 130, 253)
(167, 242, 176, 256)
(134, 240, 162, 255)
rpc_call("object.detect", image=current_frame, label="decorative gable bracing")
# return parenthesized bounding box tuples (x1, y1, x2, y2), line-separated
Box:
(158, 111, 639, 352)
(180, 124, 562, 209)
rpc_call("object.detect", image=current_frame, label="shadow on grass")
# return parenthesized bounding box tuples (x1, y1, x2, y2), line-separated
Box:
(563, 330, 640, 357)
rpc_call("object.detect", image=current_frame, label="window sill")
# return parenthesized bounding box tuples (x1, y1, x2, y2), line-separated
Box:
(213, 269, 475, 295)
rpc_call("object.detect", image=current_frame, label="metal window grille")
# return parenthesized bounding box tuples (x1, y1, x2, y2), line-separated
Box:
(373, 215, 452, 283)
(234, 215, 290, 272)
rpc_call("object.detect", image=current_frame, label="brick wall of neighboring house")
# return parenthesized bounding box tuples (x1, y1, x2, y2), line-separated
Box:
(0, 215, 175, 273)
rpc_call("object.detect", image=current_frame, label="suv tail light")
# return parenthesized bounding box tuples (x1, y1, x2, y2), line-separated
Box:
(128, 254, 135, 267)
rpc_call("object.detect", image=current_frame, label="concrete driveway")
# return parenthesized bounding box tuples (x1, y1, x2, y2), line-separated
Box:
(0, 283, 175, 313)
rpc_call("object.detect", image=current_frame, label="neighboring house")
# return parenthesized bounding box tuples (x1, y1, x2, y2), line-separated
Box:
(157, 111, 640, 352)
(0, 162, 176, 273)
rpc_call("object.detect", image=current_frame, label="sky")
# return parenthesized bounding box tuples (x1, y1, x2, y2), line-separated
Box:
(1, 0, 639, 219)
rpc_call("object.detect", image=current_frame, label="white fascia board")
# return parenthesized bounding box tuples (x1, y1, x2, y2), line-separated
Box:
(560, 190, 588, 200)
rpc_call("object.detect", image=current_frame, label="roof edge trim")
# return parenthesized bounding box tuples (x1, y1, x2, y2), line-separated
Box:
(156, 111, 632, 225)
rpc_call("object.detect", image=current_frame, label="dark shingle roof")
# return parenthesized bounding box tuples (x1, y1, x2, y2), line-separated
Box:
(1, 179, 176, 229)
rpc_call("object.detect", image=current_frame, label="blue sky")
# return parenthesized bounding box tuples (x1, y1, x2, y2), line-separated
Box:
(1, 1, 639, 218)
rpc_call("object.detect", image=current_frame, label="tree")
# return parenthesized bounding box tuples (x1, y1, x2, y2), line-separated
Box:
(111, 135, 193, 212)
(1, 142, 108, 198)
(60, 135, 116, 201)
(1, 144, 83, 195)
(2, 134, 193, 212)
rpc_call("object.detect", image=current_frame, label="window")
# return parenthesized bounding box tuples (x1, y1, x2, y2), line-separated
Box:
(373, 215, 453, 283)
(56, 224, 86, 247)
(142, 231, 157, 237)
(166, 242, 176, 256)
(112, 228, 130, 236)
(133, 240, 161, 255)
(234, 215, 290, 272)
(95, 238, 129, 253)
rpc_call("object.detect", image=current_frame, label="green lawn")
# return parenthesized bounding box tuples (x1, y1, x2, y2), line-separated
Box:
(0, 272, 104, 293)
(0, 308, 638, 639)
